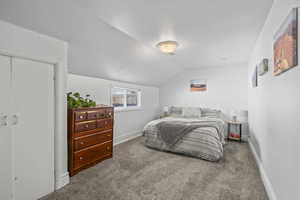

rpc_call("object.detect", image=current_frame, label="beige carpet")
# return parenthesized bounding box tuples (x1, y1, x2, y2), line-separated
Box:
(41, 137, 268, 200)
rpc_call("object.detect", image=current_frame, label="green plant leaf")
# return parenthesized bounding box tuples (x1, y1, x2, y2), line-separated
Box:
(73, 92, 80, 98)
(67, 92, 97, 109)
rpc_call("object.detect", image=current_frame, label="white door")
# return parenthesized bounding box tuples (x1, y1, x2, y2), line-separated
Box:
(0, 55, 13, 200)
(11, 58, 55, 200)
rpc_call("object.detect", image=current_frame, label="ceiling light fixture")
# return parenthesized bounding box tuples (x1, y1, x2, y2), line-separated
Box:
(157, 40, 178, 55)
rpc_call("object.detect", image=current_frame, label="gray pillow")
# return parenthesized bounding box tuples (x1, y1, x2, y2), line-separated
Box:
(169, 106, 183, 117)
(201, 108, 221, 118)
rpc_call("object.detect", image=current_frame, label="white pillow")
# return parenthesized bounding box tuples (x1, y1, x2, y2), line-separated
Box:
(182, 107, 202, 118)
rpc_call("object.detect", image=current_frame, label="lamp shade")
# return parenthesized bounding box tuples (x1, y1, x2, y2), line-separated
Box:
(163, 106, 169, 113)
(229, 110, 237, 121)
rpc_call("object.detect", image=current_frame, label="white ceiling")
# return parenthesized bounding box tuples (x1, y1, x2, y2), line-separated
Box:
(0, 0, 273, 86)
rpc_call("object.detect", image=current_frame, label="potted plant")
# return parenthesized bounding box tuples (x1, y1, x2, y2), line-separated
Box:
(67, 92, 96, 109)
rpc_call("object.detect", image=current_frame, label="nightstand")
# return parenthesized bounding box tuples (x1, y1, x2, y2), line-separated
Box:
(227, 121, 242, 142)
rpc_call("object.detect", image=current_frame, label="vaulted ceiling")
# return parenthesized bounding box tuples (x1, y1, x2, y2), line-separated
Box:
(0, 0, 273, 86)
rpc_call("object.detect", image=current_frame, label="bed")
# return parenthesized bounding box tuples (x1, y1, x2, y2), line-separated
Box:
(143, 107, 226, 161)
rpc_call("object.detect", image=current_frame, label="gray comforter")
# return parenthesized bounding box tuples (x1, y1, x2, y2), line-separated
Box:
(143, 117, 226, 161)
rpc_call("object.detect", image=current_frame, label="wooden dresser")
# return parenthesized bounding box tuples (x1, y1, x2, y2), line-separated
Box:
(68, 106, 114, 176)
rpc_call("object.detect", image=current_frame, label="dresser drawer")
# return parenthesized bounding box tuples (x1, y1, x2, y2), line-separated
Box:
(74, 141, 112, 170)
(74, 131, 113, 151)
(74, 120, 97, 133)
(87, 109, 106, 120)
(74, 111, 87, 122)
(86, 111, 98, 120)
(97, 119, 113, 130)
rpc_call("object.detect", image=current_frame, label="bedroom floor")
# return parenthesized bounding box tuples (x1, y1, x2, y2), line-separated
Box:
(41, 137, 268, 200)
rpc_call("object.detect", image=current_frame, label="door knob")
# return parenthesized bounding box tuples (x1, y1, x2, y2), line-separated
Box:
(0, 114, 8, 127)
(12, 114, 20, 126)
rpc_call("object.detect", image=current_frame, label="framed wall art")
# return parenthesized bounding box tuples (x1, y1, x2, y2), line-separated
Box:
(252, 66, 258, 88)
(190, 79, 207, 92)
(274, 8, 298, 76)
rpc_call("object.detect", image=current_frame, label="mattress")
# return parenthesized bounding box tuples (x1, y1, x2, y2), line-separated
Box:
(143, 117, 226, 161)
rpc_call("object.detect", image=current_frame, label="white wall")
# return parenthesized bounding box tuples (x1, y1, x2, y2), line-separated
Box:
(68, 74, 159, 144)
(159, 65, 248, 116)
(248, 0, 300, 199)
(0, 20, 69, 189)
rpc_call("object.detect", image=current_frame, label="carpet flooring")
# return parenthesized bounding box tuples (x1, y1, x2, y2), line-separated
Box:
(41, 137, 268, 200)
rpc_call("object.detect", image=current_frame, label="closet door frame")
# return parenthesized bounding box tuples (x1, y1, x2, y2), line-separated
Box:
(0, 55, 13, 200)
(0, 49, 67, 191)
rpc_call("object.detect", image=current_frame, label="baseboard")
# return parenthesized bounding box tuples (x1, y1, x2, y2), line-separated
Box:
(114, 130, 142, 146)
(249, 141, 277, 200)
(55, 172, 70, 190)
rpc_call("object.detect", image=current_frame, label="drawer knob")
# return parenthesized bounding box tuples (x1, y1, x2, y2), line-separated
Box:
(85, 124, 89, 128)
(80, 157, 83, 160)
(105, 121, 107, 125)
(79, 116, 83, 119)
(80, 142, 84, 145)
(106, 146, 110, 150)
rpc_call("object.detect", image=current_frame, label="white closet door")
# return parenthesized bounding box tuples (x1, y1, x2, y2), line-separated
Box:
(11, 58, 55, 200)
(0, 55, 13, 200)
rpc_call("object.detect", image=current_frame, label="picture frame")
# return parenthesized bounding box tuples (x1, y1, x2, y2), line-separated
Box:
(258, 58, 269, 76)
(273, 8, 298, 76)
(190, 79, 207, 92)
(252, 66, 258, 88)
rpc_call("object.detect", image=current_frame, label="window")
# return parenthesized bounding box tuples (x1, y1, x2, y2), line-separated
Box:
(111, 87, 141, 110)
